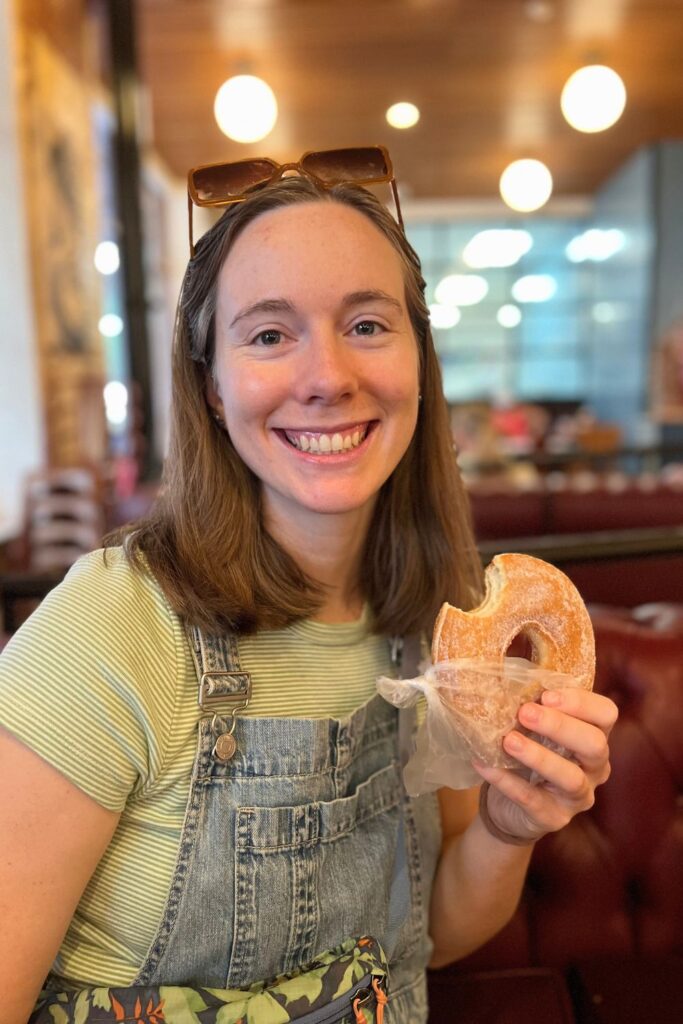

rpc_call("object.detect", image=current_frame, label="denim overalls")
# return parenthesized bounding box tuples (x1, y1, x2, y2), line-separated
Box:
(131, 626, 442, 1022)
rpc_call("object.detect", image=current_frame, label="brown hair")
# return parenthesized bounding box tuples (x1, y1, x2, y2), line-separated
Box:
(108, 176, 483, 634)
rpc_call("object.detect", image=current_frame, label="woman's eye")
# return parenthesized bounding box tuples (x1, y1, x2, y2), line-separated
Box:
(353, 320, 383, 336)
(253, 329, 282, 346)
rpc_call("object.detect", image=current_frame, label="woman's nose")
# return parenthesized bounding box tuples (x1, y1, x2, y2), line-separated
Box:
(295, 329, 358, 404)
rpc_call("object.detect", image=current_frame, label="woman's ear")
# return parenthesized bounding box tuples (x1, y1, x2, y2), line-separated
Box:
(205, 376, 226, 427)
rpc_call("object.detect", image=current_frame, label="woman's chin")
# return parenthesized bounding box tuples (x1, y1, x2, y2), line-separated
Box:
(263, 489, 378, 528)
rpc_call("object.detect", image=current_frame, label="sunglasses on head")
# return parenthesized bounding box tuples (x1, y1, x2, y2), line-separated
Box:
(186, 144, 403, 257)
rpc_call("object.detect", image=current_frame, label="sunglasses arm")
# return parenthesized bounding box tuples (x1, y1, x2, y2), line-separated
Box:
(187, 192, 196, 259)
(390, 179, 404, 232)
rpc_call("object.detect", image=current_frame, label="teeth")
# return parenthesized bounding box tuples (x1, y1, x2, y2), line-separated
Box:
(284, 426, 368, 455)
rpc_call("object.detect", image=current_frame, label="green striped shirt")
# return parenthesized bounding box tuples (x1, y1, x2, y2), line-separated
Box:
(0, 548, 394, 986)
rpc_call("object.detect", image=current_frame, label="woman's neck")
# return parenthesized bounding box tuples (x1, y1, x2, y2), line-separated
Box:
(265, 507, 372, 623)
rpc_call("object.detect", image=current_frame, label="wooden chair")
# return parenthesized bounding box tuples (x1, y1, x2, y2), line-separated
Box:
(0, 466, 106, 635)
(21, 466, 105, 571)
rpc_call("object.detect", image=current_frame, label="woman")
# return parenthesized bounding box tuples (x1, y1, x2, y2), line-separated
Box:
(0, 156, 616, 1023)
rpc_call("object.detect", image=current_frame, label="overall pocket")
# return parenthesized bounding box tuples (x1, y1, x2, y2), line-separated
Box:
(227, 762, 422, 988)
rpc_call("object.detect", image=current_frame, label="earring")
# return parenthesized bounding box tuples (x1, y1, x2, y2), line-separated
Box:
(418, 393, 423, 403)
(212, 410, 225, 428)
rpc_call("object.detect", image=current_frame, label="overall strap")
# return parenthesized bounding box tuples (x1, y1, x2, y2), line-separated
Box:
(185, 624, 252, 761)
(391, 634, 424, 769)
(385, 633, 426, 961)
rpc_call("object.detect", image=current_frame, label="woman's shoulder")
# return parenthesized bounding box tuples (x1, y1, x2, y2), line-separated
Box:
(64, 543, 157, 594)
(0, 547, 191, 809)
(50, 545, 176, 627)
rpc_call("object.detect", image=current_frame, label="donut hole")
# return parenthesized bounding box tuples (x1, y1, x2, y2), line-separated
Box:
(506, 631, 534, 661)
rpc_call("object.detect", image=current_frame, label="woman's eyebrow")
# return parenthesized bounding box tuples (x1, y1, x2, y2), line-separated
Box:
(341, 290, 403, 314)
(229, 298, 296, 329)
(229, 290, 403, 329)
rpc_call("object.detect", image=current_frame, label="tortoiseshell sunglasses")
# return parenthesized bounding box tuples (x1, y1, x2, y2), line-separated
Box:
(187, 144, 403, 257)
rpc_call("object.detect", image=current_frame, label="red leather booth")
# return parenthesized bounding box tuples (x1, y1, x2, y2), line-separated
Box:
(468, 483, 683, 542)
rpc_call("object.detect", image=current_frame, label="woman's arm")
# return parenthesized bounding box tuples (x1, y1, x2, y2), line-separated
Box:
(428, 785, 534, 967)
(428, 686, 617, 967)
(0, 727, 120, 1024)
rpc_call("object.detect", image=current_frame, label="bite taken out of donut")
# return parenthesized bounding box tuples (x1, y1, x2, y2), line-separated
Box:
(432, 553, 595, 691)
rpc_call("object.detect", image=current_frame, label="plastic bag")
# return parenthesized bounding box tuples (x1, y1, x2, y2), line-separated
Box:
(377, 657, 583, 795)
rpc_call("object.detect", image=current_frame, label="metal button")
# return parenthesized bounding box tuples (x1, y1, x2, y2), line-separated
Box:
(214, 733, 237, 761)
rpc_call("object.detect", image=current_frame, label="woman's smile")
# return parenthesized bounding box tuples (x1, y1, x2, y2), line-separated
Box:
(277, 421, 375, 456)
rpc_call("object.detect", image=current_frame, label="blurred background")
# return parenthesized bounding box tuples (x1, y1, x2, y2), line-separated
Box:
(3, 0, 683, 611)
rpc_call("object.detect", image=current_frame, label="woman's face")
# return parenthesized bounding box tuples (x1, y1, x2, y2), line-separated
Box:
(209, 200, 420, 537)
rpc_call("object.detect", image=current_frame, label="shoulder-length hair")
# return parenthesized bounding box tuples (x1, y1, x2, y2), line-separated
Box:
(108, 176, 483, 635)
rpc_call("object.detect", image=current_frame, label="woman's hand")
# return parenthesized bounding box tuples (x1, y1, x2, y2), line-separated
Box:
(474, 687, 619, 844)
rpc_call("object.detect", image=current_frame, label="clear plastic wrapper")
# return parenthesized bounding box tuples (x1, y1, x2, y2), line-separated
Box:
(377, 657, 583, 795)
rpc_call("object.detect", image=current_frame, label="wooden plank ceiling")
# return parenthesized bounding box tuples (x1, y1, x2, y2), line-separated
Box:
(135, 0, 683, 200)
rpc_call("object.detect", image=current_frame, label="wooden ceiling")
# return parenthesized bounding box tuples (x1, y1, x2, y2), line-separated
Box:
(135, 0, 683, 202)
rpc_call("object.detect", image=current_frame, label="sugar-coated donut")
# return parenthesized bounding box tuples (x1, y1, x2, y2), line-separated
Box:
(432, 553, 595, 690)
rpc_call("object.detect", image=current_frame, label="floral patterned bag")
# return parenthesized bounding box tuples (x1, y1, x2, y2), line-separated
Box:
(30, 935, 388, 1024)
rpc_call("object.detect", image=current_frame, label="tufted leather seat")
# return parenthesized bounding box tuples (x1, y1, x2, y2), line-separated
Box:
(427, 604, 683, 1023)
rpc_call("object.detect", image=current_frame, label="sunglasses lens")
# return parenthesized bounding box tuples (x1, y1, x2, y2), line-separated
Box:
(191, 159, 277, 202)
(302, 147, 389, 184)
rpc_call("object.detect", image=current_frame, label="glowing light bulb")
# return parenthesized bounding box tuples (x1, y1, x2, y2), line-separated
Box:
(386, 102, 420, 129)
(429, 304, 461, 329)
(566, 228, 625, 262)
(497, 304, 522, 328)
(499, 159, 553, 212)
(435, 274, 489, 307)
(94, 241, 120, 275)
(463, 229, 533, 268)
(103, 381, 129, 425)
(98, 313, 124, 337)
(561, 65, 626, 133)
(511, 274, 557, 303)
(214, 75, 278, 143)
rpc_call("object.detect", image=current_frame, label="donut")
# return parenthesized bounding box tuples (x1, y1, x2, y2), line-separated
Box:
(432, 553, 595, 690)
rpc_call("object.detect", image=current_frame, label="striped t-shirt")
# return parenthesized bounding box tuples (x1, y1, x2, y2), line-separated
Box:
(0, 547, 394, 986)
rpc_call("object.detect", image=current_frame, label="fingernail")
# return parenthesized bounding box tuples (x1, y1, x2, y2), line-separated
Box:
(521, 702, 539, 724)
(542, 690, 561, 707)
(506, 731, 524, 753)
